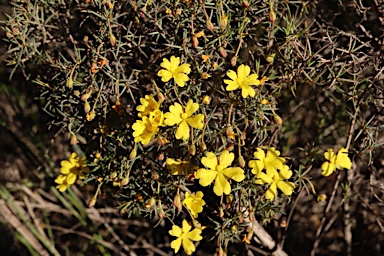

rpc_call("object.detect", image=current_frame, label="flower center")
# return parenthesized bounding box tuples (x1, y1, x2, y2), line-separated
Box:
(181, 113, 188, 120)
(146, 123, 153, 132)
(237, 77, 244, 86)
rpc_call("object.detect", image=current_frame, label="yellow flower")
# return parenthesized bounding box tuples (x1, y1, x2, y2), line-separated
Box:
(257, 165, 295, 200)
(55, 152, 90, 192)
(195, 31, 205, 38)
(54, 174, 74, 192)
(136, 94, 161, 118)
(224, 64, 261, 98)
(202, 95, 211, 105)
(321, 147, 352, 176)
(166, 158, 191, 175)
(248, 147, 285, 179)
(132, 116, 159, 145)
(164, 99, 204, 140)
(150, 109, 165, 127)
(157, 56, 191, 87)
(183, 191, 206, 218)
(202, 55, 211, 62)
(195, 150, 245, 196)
(169, 219, 203, 255)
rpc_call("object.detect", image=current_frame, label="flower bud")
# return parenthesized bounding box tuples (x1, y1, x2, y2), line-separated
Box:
(84, 100, 91, 113)
(226, 142, 235, 151)
(274, 113, 283, 125)
(189, 144, 196, 156)
(94, 152, 101, 159)
(81, 92, 91, 101)
(269, 9, 276, 23)
(317, 194, 327, 202)
(202, 95, 211, 105)
(242, 0, 249, 8)
(110, 171, 117, 179)
(173, 194, 182, 213)
(266, 53, 276, 63)
(157, 92, 165, 103)
(218, 207, 224, 218)
(231, 225, 238, 234)
(86, 110, 96, 121)
(219, 46, 228, 58)
(88, 195, 97, 207)
(70, 134, 78, 145)
(226, 194, 233, 209)
(226, 126, 235, 140)
(158, 202, 165, 218)
(217, 246, 224, 256)
(200, 141, 207, 152)
(120, 176, 129, 186)
(129, 145, 137, 160)
(230, 56, 237, 66)
(66, 77, 73, 89)
(110, 32, 116, 46)
(238, 155, 245, 168)
(192, 35, 199, 48)
(206, 19, 214, 31)
(145, 197, 156, 208)
(220, 15, 228, 30)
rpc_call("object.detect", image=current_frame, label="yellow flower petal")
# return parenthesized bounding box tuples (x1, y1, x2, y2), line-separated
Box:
(186, 228, 202, 241)
(277, 181, 295, 196)
(176, 120, 190, 140)
(160, 57, 172, 70)
(170, 237, 182, 253)
(170, 56, 181, 70)
(335, 148, 352, 169)
(243, 74, 260, 86)
(174, 63, 191, 74)
(224, 80, 239, 91)
(169, 224, 182, 237)
(219, 150, 234, 169)
(185, 99, 198, 116)
(213, 172, 231, 196)
(222, 167, 245, 182)
(182, 238, 195, 255)
(321, 161, 335, 176)
(279, 165, 293, 180)
(265, 182, 277, 200)
(173, 72, 190, 87)
(237, 64, 250, 78)
(249, 159, 264, 175)
(196, 168, 217, 186)
(157, 69, 173, 82)
(226, 70, 238, 81)
(186, 114, 204, 129)
(201, 152, 218, 170)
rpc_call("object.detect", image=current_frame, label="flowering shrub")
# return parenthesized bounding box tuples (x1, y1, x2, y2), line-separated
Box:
(5, 0, 384, 255)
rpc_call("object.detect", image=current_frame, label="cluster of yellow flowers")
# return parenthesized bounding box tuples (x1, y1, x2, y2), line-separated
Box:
(132, 95, 205, 144)
(157, 56, 268, 99)
(54, 55, 354, 255)
(54, 152, 90, 192)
